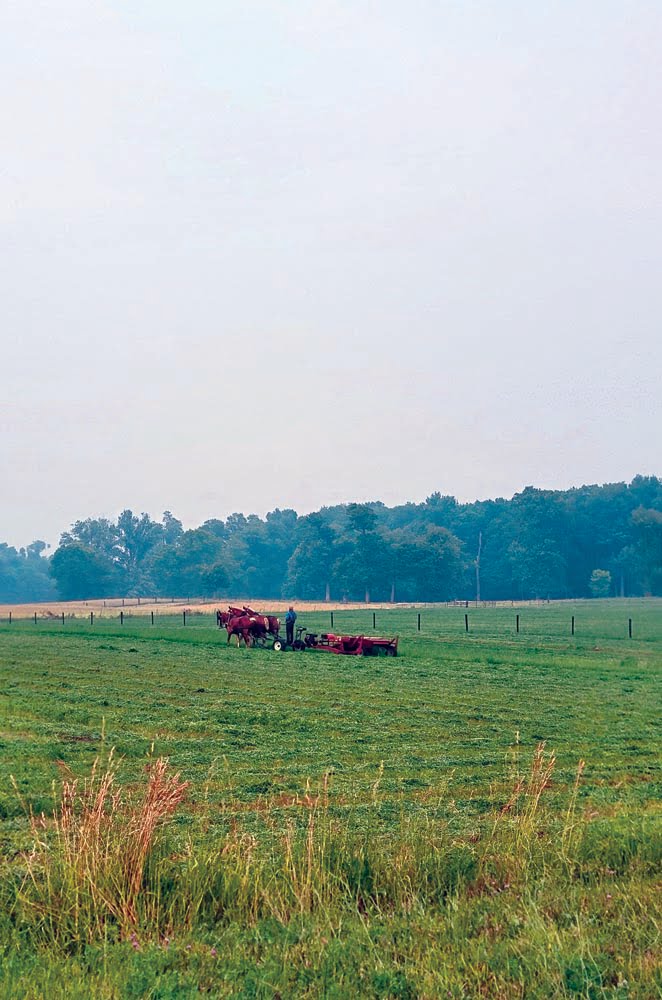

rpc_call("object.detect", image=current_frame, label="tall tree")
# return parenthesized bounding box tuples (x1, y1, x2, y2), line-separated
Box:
(632, 507, 662, 595)
(0, 542, 56, 603)
(50, 544, 116, 600)
(115, 510, 163, 591)
(286, 514, 336, 600)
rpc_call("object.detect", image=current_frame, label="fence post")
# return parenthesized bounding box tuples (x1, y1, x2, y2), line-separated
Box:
(120, 611, 124, 626)
(331, 611, 334, 629)
(90, 612, 94, 625)
(465, 613, 469, 633)
(151, 611, 154, 625)
(183, 610, 187, 626)
(34, 611, 37, 625)
(516, 614, 520, 634)
(628, 618, 632, 639)
(417, 612, 421, 631)
(372, 612, 376, 629)
(571, 615, 575, 636)
(62, 612, 65, 626)
(9, 611, 11, 625)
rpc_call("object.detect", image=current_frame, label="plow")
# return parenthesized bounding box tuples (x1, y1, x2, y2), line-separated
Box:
(216, 607, 398, 656)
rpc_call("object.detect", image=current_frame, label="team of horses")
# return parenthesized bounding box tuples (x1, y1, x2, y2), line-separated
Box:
(216, 605, 281, 646)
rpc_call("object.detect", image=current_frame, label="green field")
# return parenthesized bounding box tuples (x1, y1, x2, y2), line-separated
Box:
(0, 601, 660, 998)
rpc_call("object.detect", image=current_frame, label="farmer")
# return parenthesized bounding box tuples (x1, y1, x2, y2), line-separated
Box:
(285, 606, 297, 646)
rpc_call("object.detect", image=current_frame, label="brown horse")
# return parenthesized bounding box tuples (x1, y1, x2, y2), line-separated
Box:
(220, 607, 265, 636)
(225, 613, 267, 646)
(219, 606, 280, 643)
(234, 606, 280, 637)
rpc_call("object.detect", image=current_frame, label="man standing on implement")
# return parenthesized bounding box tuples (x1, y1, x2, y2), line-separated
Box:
(285, 606, 297, 646)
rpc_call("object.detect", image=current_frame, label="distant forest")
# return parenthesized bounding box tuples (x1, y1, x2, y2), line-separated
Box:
(2, 476, 662, 604)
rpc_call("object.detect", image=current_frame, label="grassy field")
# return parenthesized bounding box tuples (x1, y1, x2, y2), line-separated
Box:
(0, 600, 660, 998)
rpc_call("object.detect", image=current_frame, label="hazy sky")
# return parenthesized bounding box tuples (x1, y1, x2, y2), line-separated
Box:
(3, 1, 661, 548)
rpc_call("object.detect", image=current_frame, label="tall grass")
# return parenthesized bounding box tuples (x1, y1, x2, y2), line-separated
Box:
(6, 746, 658, 953)
(10, 754, 188, 945)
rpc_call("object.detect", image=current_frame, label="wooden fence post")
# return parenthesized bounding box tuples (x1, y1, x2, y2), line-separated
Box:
(465, 613, 469, 632)
(571, 615, 575, 636)
(120, 611, 124, 625)
(90, 612, 94, 625)
(516, 614, 520, 634)
(417, 613, 421, 631)
(628, 618, 632, 639)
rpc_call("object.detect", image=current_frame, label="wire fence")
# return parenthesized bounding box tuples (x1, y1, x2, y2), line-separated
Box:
(1, 600, 660, 645)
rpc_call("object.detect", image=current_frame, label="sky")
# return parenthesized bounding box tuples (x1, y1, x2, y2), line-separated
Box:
(3, 1, 661, 548)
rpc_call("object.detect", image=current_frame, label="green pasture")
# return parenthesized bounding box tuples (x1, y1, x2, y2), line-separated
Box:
(0, 601, 660, 998)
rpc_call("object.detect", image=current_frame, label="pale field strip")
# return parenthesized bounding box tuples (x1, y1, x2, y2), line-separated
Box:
(1, 597, 534, 617)
(0, 598, 428, 617)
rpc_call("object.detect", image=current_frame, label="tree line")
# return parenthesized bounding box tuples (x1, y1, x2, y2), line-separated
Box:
(2, 476, 662, 604)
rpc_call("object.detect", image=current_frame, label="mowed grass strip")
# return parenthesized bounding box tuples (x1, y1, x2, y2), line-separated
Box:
(0, 602, 660, 997)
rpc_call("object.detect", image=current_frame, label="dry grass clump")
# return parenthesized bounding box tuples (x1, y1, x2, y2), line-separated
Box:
(13, 754, 188, 944)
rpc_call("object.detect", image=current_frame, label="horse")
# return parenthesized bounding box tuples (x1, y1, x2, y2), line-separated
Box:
(219, 607, 265, 636)
(243, 606, 280, 637)
(225, 613, 267, 647)
(234, 606, 280, 637)
(219, 606, 280, 644)
(266, 615, 280, 637)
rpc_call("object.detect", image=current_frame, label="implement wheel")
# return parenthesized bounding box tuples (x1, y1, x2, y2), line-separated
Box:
(272, 639, 283, 652)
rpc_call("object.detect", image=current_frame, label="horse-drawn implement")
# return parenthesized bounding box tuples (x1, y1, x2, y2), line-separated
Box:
(292, 626, 398, 656)
(216, 608, 398, 656)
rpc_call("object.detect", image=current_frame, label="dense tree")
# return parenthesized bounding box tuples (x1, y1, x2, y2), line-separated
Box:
(332, 530, 391, 603)
(387, 526, 462, 602)
(148, 528, 225, 597)
(60, 518, 120, 562)
(632, 507, 662, 595)
(0, 542, 56, 603)
(286, 514, 337, 600)
(5, 475, 662, 604)
(589, 569, 612, 598)
(346, 503, 379, 535)
(49, 544, 115, 600)
(162, 511, 184, 545)
(115, 510, 163, 591)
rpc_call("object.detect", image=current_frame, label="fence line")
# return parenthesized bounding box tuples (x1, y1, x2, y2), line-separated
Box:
(0, 608, 646, 641)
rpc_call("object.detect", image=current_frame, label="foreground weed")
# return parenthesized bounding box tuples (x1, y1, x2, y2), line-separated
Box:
(13, 755, 188, 945)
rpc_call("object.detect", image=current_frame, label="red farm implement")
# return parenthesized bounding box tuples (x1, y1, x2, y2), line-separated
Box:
(292, 627, 398, 657)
